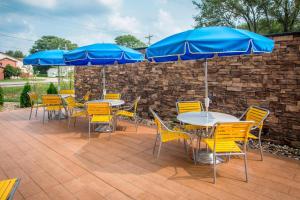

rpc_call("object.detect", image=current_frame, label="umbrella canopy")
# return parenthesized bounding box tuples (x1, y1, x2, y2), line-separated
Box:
(63, 43, 144, 66)
(146, 26, 274, 111)
(146, 26, 274, 62)
(23, 50, 67, 66)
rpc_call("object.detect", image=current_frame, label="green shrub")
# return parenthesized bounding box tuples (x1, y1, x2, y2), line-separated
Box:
(0, 87, 4, 106)
(47, 82, 58, 94)
(20, 82, 31, 107)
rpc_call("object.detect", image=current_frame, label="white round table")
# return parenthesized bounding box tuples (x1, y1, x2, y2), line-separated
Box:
(177, 111, 239, 127)
(177, 111, 239, 164)
(88, 99, 125, 107)
(60, 94, 75, 98)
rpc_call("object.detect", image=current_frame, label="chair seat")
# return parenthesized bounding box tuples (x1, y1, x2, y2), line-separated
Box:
(161, 130, 190, 142)
(0, 178, 18, 200)
(248, 133, 258, 139)
(75, 102, 85, 108)
(91, 115, 113, 123)
(46, 105, 62, 111)
(203, 139, 242, 153)
(71, 110, 87, 117)
(116, 110, 134, 118)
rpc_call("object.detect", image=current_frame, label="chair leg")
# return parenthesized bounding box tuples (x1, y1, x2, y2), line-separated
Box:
(244, 153, 248, 182)
(68, 116, 71, 128)
(156, 141, 162, 160)
(74, 117, 77, 127)
(258, 129, 263, 161)
(29, 106, 33, 120)
(35, 105, 38, 117)
(184, 139, 188, 155)
(135, 117, 138, 133)
(153, 133, 159, 155)
(43, 108, 45, 124)
(213, 152, 217, 184)
(88, 121, 91, 141)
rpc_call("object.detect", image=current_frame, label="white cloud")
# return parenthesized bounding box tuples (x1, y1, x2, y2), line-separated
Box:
(97, 0, 123, 11)
(108, 12, 140, 34)
(20, 0, 57, 9)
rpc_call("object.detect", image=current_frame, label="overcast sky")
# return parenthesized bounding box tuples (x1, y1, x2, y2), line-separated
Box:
(0, 0, 197, 54)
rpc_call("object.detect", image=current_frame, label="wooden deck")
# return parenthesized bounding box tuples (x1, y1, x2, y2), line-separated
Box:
(0, 109, 299, 200)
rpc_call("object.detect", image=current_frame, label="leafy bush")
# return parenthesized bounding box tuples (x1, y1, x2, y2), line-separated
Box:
(0, 87, 4, 106)
(47, 82, 58, 94)
(4, 64, 21, 79)
(20, 82, 31, 108)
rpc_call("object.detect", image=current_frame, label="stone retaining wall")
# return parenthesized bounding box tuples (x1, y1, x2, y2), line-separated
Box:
(75, 33, 300, 148)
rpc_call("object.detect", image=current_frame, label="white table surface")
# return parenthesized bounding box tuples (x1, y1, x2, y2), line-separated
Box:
(177, 111, 239, 127)
(60, 94, 75, 98)
(88, 99, 125, 107)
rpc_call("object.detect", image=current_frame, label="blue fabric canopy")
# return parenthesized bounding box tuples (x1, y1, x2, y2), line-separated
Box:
(63, 43, 144, 65)
(23, 50, 67, 66)
(146, 26, 274, 62)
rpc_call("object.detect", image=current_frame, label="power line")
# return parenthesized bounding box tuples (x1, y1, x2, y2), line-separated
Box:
(0, 32, 35, 42)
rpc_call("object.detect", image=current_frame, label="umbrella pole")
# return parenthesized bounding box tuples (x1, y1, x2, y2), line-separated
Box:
(57, 66, 61, 92)
(204, 59, 209, 111)
(102, 67, 106, 96)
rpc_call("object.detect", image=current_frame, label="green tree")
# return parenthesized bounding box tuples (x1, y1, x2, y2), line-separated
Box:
(5, 50, 25, 58)
(47, 83, 58, 94)
(0, 87, 4, 106)
(193, 0, 300, 34)
(20, 82, 31, 108)
(4, 64, 21, 79)
(30, 35, 77, 75)
(115, 35, 146, 48)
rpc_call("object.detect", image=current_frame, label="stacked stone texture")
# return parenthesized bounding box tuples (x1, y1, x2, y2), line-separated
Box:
(75, 33, 300, 148)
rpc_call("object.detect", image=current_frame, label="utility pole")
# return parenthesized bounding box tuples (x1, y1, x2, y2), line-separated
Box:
(145, 34, 154, 46)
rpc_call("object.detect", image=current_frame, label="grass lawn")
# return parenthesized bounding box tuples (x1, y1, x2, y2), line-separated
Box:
(0, 78, 46, 82)
(2, 81, 73, 103)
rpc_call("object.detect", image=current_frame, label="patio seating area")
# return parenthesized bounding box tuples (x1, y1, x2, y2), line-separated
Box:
(0, 109, 299, 200)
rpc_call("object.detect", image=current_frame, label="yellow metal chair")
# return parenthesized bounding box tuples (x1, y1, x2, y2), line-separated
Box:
(83, 91, 91, 102)
(41, 95, 64, 123)
(240, 106, 270, 161)
(116, 97, 140, 132)
(59, 89, 75, 95)
(176, 101, 205, 131)
(203, 121, 254, 184)
(87, 102, 114, 139)
(65, 96, 87, 128)
(28, 92, 42, 120)
(150, 108, 196, 162)
(104, 93, 121, 100)
(0, 178, 20, 200)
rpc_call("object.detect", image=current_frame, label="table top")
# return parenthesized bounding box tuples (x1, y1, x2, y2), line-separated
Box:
(88, 99, 125, 107)
(177, 111, 239, 127)
(60, 94, 75, 98)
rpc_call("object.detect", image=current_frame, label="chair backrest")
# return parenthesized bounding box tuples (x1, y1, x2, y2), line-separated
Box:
(245, 106, 269, 129)
(59, 89, 75, 95)
(176, 101, 203, 114)
(133, 96, 141, 113)
(83, 91, 91, 101)
(104, 93, 121, 100)
(87, 102, 111, 115)
(65, 96, 76, 107)
(28, 92, 38, 104)
(149, 108, 169, 133)
(212, 122, 254, 143)
(42, 95, 62, 106)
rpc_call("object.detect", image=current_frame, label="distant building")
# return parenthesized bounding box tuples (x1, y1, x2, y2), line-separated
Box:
(0, 52, 32, 80)
(47, 66, 74, 78)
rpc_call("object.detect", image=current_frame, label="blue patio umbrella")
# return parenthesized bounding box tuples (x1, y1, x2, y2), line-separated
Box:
(146, 26, 274, 110)
(63, 43, 144, 95)
(23, 50, 68, 91)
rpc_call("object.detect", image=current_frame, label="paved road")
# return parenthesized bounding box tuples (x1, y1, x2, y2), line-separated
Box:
(0, 78, 59, 87)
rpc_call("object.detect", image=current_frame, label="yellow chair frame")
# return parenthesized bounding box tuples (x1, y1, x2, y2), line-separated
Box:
(204, 121, 254, 183)
(65, 96, 87, 128)
(103, 93, 121, 100)
(150, 108, 196, 162)
(116, 97, 140, 132)
(240, 106, 269, 161)
(0, 178, 20, 200)
(41, 95, 63, 123)
(27, 92, 42, 120)
(87, 102, 114, 140)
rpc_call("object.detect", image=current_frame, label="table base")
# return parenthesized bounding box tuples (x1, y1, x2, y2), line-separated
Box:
(196, 150, 223, 164)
